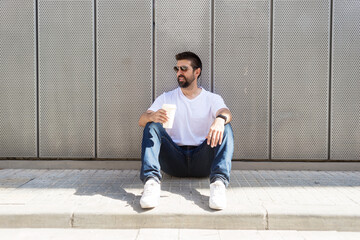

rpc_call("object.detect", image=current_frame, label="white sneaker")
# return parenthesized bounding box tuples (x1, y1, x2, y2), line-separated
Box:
(209, 180, 226, 210)
(140, 178, 160, 209)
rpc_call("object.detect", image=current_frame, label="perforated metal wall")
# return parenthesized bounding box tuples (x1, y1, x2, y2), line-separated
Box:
(1, 1, 360, 161)
(214, 0, 270, 159)
(38, 0, 95, 157)
(155, 0, 211, 97)
(0, 0, 37, 157)
(331, 0, 360, 160)
(97, 0, 152, 158)
(272, 0, 330, 159)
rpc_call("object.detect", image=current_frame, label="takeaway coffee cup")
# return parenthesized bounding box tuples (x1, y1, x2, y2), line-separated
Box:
(162, 104, 176, 128)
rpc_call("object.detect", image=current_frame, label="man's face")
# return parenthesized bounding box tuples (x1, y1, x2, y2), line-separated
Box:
(175, 60, 196, 88)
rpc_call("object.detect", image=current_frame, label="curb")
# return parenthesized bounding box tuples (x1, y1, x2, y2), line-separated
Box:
(0, 205, 360, 231)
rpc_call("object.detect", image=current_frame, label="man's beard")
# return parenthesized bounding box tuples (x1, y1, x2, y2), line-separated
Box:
(177, 74, 195, 88)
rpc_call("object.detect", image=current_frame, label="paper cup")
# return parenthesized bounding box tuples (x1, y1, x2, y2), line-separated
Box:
(162, 104, 176, 128)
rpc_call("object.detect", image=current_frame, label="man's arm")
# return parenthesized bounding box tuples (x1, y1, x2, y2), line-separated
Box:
(138, 109, 169, 127)
(215, 108, 232, 125)
(206, 108, 232, 148)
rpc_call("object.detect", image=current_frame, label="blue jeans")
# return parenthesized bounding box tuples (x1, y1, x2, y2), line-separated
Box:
(140, 122, 234, 186)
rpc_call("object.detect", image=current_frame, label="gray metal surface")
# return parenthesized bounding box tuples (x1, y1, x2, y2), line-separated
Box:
(97, 0, 152, 158)
(155, 0, 211, 97)
(0, 0, 359, 161)
(272, 0, 330, 160)
(214, 0, 270, 159)
(331, 0, 360, 160)
(38, 0, 95, 157)
(0, 0, 37, 157)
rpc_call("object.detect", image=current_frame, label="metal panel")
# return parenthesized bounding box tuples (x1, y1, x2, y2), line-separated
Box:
(155, 0, 211, 96)
(0, 0, 37, 157)
(97, 0, 152, 158)
(331, 1, 360, 160)
(38, 0, 94, 157)
(214, 0, 270, 159)
(272, 0, 330, 159)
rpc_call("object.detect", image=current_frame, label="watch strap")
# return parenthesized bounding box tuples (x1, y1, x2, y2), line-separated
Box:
(216, 114, 227, 123)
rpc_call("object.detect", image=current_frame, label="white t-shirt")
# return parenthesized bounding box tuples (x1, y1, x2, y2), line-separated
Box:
(148, 87, 228, 146)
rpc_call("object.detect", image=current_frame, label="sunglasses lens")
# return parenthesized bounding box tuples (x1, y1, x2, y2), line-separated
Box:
(174, 66, 188, 72)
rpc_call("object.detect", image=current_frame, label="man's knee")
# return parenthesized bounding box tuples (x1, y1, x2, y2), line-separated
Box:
(144, 122, 164, 133)
(145, 122, 162, 129)
(142, 122, 167, 144)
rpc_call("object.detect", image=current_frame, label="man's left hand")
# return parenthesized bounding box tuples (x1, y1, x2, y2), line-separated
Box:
(206, 118, 225, 148)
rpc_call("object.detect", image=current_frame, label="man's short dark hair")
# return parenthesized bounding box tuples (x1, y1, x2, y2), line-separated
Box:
(175, 51, 202, 78)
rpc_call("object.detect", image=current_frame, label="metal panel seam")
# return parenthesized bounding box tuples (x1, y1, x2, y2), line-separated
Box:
(94, 0, 97, 158)
(269, 0, 274, 160)
(35, 0, 40, 158)
(328, 0, 333, 160)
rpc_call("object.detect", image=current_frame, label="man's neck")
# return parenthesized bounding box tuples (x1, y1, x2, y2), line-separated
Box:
(180, 83, 202, 100)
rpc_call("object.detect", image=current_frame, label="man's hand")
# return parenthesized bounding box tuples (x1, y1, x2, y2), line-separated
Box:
(206, 117, 225, 148)
(139, 109, 169, 127)
(149, 109, 169, 124)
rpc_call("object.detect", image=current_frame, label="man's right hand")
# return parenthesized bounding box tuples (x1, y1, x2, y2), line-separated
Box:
(149, 109, 169, 124)
(139, 109, 169, 127)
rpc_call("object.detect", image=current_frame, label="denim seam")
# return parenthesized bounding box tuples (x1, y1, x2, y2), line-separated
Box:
(210, 175, 228, 187)
(187, 154, 191, 176)
(144, 175, 160, 184)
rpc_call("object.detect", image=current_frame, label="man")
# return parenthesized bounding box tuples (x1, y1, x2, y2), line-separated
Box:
(138, 51, 234, 210)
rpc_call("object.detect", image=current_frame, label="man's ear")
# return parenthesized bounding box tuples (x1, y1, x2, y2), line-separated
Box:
(194, 68, 201, 79)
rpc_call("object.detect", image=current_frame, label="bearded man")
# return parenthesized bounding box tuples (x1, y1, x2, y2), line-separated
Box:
(138, 51, 234, 210)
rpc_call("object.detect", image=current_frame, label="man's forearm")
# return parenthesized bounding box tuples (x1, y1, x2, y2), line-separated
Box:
(138, 111, 152, 127)
(216, 108, 232, 124)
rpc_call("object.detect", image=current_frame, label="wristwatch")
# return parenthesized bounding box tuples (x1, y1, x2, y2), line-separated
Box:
(216, 114, 227, 123)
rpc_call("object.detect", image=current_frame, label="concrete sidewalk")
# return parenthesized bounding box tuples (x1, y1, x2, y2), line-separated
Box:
(1, 229, 360, 240)
(0, 169, 359, 231)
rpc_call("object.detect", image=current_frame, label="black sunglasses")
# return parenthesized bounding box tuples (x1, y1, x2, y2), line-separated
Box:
(173, 66, 189, 72)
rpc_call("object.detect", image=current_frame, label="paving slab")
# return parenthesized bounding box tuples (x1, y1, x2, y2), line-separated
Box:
(0, 169, 360, 231)
(266, 204, 360, 231)
(1, 229, 360, 240)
